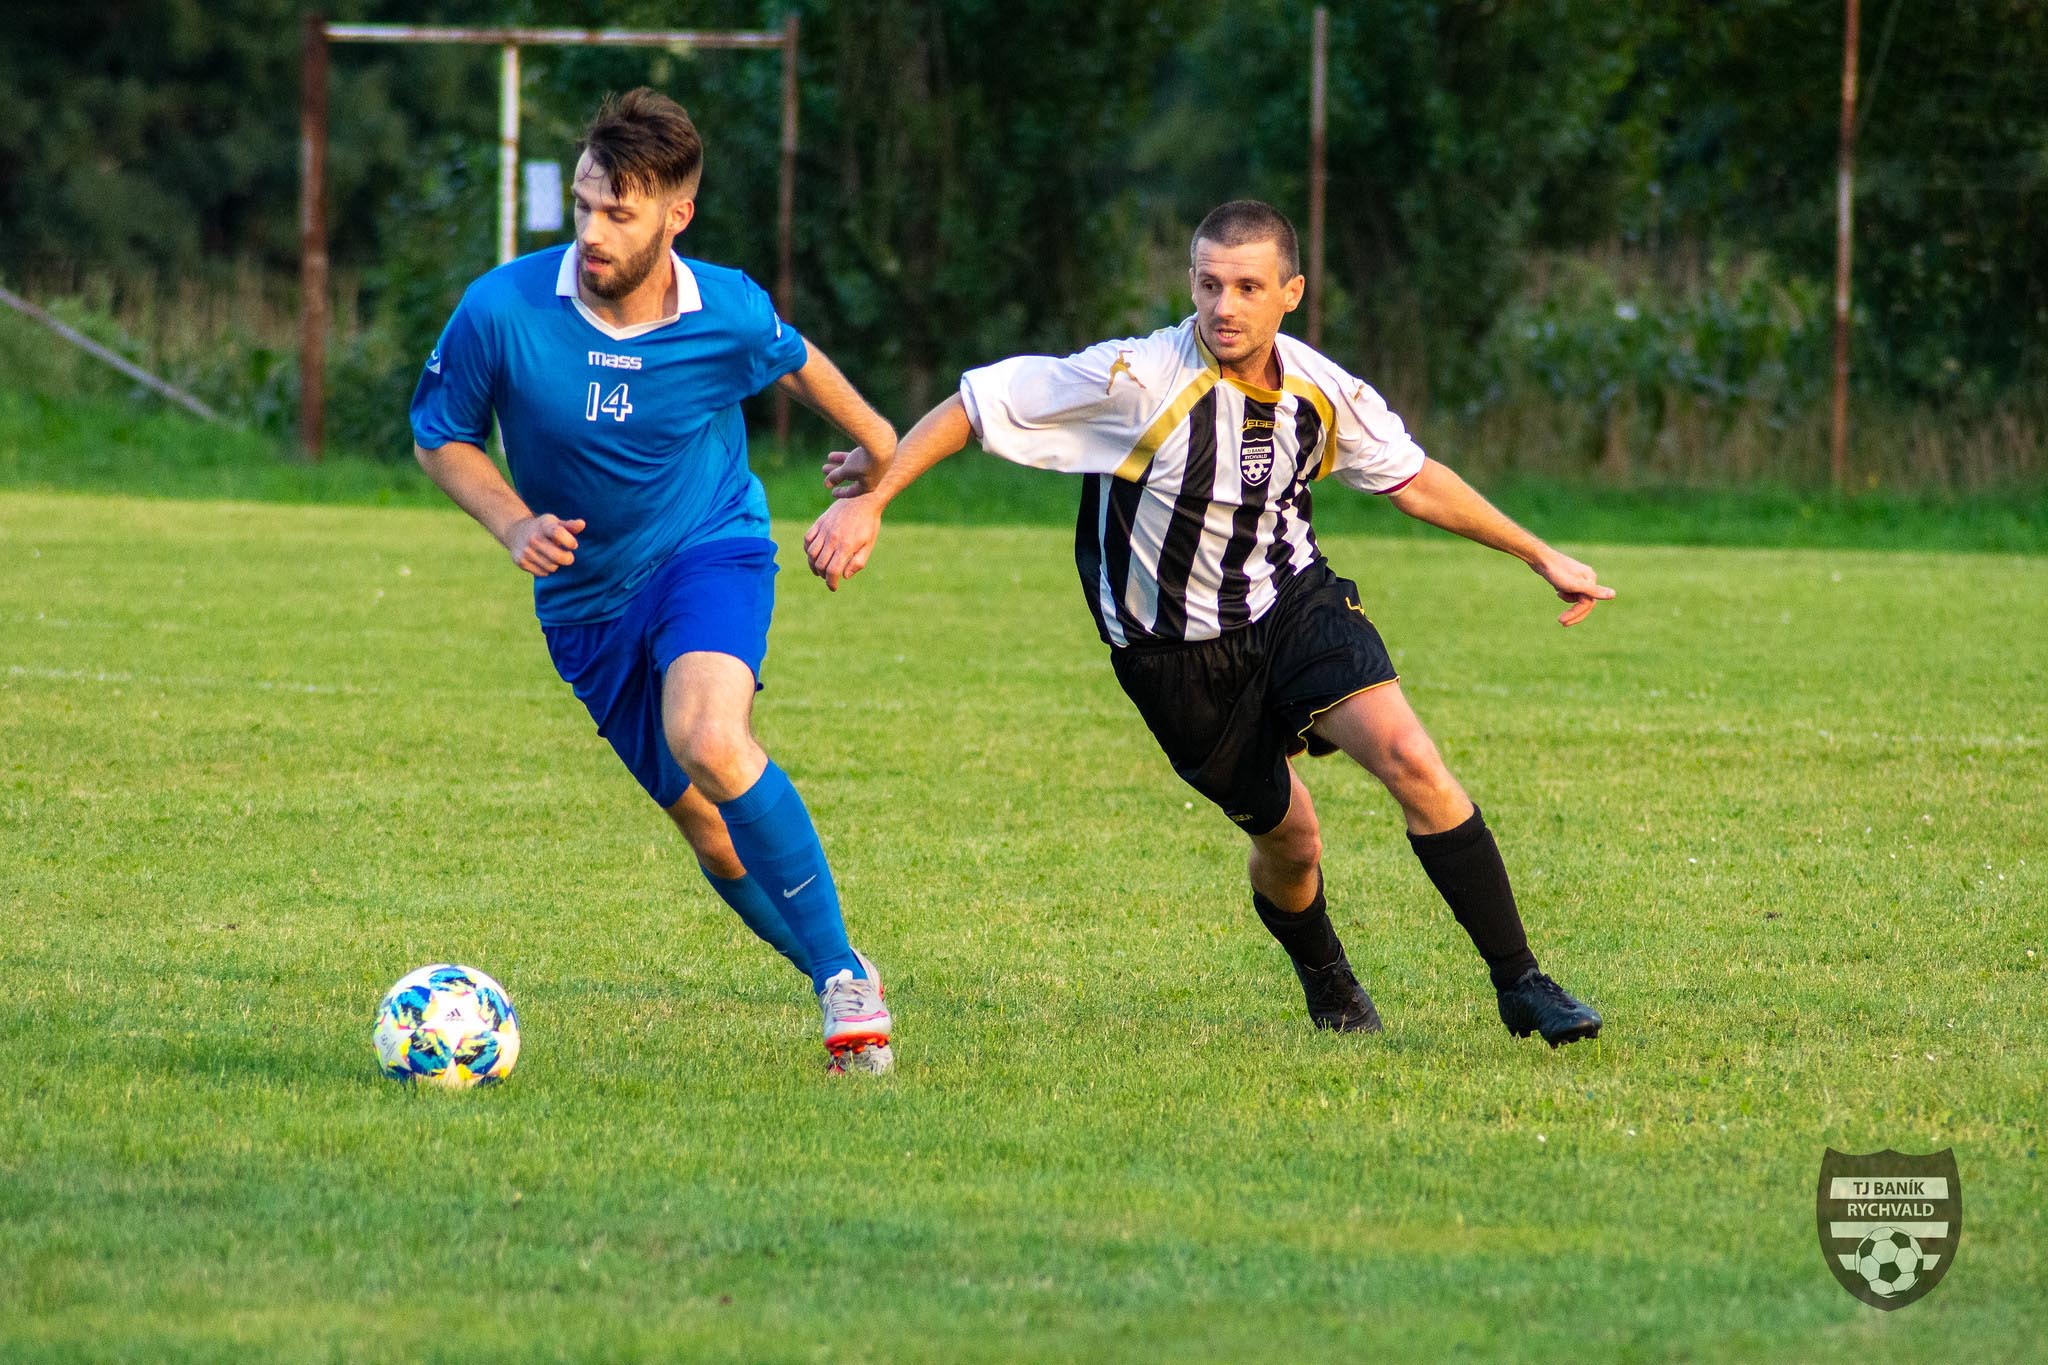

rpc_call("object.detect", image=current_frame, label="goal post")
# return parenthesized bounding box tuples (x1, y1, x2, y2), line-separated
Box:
(297, 15, 800, 459)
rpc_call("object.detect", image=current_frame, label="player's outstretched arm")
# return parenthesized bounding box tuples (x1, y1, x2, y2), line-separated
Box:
(803, 394, 975, 591)
(414, 440, 585, 578)
(1386, 457, 1616, 627)
(776, 340, 897, 490)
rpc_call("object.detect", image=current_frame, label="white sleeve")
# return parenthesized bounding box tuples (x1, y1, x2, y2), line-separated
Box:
(1322, 369, 1427, 494)
(959, 339, 1159, 475)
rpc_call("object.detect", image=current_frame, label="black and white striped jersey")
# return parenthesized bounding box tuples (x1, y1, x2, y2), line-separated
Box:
(959, 318, 1426, 646)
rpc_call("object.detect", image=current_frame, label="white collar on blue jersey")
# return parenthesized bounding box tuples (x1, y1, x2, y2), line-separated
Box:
(555, 245, 703, 340)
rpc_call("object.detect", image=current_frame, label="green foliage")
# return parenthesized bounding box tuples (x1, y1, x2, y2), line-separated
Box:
(1131, 0, 1656, 398)
(0, 276, 299, 434)
(1131, 0, 2048, 408)
(1484, 255, 1826, 415)
(4, 0, 2047, 479)
(0, 0, 495, 280)
(769, 0, 1178, 405)
(1634, 0, 2048, 395)
(325, 134, 500, 455)
(0, 389, 443, 505)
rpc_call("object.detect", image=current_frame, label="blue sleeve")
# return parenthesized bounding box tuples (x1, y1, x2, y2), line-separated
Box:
(408, 294, 496, 449)
(740, 274, 809, 395)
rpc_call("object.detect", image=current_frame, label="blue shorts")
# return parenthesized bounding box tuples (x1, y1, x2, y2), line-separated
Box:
(542, 536, 777, 808)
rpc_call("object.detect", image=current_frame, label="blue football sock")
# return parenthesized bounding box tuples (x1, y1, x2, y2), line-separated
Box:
(715, 762, 860, 992)
(700, 866, 811, 978)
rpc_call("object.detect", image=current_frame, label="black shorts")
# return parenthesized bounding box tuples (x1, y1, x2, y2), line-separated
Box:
(1109, 561, 1398, 837)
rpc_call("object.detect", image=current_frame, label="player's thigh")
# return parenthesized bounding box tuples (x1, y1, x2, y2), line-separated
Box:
(543, 617, 691, 809)
(660, 651, 761, 760)
(1308, 681, 1452, 787)
(1109, 636, 1294, 835)
(1264, 564, 1400, 759)
(646, 537, 777, 766)
(645, 539, 777, 684)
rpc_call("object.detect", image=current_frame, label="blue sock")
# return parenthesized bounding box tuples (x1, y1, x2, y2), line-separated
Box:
(714, 762, 861, 992)
(700, 866, 811, 979)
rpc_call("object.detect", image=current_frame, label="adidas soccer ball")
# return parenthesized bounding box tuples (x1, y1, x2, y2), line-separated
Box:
(373, 963, 520, 1088)
(1854, 1227, 1923, 1298)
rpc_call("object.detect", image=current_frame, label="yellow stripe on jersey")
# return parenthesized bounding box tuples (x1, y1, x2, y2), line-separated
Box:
(1114, 370, 1219, 481)
(1282, 376, 1337, 477)
(1221, 375, 1285, 403)
(1194, 327, 1296, 406)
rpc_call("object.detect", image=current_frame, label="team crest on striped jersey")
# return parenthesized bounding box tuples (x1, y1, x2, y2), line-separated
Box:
(1816, 1147, 1961, 1310)
(1240, 414, 1277, 486)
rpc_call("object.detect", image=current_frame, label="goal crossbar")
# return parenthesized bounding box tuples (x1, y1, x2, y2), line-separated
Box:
(325, 25, 785, 50)
(299, 14, 800, 458)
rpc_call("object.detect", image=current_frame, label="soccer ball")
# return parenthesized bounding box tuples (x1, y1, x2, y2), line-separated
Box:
(1854, 1227, 1923, 1298)
(373, 963, 520, 1088)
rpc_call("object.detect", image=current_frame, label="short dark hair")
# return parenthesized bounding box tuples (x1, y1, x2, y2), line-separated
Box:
(579, 88, 703, 200)
(1191, 200, 1301, 281)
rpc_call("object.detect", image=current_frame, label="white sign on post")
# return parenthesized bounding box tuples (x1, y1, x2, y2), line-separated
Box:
(523, 161, 564, 233)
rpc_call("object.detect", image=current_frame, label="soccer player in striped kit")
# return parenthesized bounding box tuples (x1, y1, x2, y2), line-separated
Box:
(806, 200, 1610, 1046)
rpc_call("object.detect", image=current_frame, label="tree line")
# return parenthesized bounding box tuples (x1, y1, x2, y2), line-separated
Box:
(3, 0, 2043, 477)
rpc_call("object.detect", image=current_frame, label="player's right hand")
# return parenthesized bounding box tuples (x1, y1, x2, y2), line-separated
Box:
(803, 497, 881, 591)
(505, 514, 586, 577)
(823, 446, 890, 498)
(1533, 550, 1615, 626)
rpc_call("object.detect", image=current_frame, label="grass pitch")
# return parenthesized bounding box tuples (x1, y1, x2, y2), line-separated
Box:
(1, 488, 2042, 1362)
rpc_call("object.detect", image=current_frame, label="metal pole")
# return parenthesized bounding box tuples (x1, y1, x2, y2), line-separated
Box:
(773, 14, 799, 445)
(299, 20, 790, 458)
(298, 13, 330, 460)
(499, 44, 520, 265)
(0, 286, 221, 421)
(1831, 0, 1860, 492)
(1307, 6, 1328, 348)
(325, 24, 782, 49)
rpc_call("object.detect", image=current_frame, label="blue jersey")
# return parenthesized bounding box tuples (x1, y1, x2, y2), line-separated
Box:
(410, 245, 808, 625)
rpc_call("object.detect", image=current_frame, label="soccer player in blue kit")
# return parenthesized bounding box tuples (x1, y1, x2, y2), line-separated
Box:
(410, 89, 896, 1074)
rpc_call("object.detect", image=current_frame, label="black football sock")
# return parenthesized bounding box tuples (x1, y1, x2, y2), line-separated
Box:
(1407, 806, 1541, 991)
(1252, 870, 1345, 970)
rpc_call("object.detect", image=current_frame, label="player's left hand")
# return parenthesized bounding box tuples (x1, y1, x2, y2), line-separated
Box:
(1534, 552, 1615, 627)
(823, 445, 890, 498)
(804, 496, 883, 591)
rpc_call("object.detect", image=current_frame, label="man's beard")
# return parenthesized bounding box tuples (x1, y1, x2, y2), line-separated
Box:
(582, 233, 666, 301)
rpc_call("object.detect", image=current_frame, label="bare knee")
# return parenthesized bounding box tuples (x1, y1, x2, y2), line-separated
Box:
(1375, 729, 1453, 797)
(1370, 729, 1472, 830)
(1254, 816, 1323, 878)
(667, 720, 762, 803)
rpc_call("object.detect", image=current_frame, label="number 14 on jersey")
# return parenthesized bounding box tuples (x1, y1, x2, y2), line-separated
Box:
(585, 382, 633, 423)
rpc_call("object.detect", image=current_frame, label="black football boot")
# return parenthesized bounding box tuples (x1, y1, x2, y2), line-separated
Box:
(1294, 952, 1384, 1033)
(1497, 969, 1602, 1047)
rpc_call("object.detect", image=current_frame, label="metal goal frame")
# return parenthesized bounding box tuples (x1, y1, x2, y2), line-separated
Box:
(297, 15, 800, 458)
